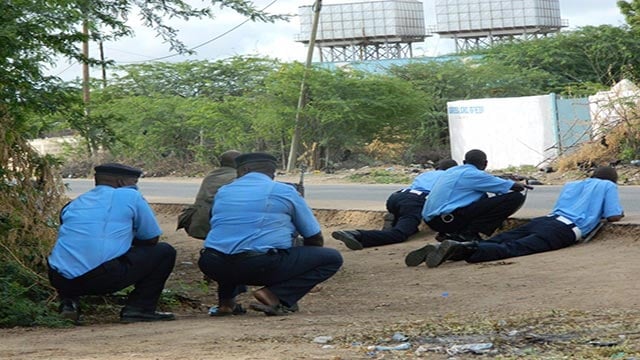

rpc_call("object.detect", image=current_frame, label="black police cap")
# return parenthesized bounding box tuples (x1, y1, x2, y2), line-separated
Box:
(235, 152, 278, 167)
(94, 163, 143, 178)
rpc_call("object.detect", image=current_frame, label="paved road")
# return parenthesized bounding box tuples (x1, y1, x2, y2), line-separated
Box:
(64, 178, 640, 223)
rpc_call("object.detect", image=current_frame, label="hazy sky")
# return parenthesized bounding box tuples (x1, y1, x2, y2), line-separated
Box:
(51, 0, 627, 81)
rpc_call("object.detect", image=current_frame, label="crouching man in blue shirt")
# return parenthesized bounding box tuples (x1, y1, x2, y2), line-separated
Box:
(424, 166, 624, 268)
(199, 153, 343, 316)
(48, 163, 176, 323)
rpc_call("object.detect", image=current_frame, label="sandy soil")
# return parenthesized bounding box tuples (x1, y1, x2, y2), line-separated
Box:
(2, 205, 640, 359)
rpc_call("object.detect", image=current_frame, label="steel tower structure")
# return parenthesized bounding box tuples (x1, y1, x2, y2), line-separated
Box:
(295, 0, 427, 62)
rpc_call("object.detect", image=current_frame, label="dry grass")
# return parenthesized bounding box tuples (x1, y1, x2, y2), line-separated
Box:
(0, 108, 66, 287)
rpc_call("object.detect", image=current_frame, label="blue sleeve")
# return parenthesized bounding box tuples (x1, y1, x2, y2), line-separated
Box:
(288, 189, 321, 238)
(133, 194, 163, 240)
(465, 170, 514, 194)
(603, 183, 624, 218)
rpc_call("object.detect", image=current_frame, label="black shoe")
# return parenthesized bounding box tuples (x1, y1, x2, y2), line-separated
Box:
(120, 307, 176, 323)
(426, 240, 477, 268)
(59, 298, 80, 323)
(249, 302, 295, 316)
(331, 230, 364, 250)
(404, 244, 437, 267)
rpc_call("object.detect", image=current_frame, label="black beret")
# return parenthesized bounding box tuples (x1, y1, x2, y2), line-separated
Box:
(94, 163, 143, 177)
(235, 152, 278, 167)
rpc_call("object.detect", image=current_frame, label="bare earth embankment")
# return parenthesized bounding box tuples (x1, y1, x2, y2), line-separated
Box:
(1, 201, 640, 359)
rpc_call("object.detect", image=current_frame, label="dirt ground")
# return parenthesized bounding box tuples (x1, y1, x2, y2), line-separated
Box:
(1, 203, 639, 359)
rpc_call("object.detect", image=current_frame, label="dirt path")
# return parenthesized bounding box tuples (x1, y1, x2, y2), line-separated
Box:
(2, 209, 640, 359)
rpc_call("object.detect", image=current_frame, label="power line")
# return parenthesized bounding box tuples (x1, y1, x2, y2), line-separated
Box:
(123, 0, 281, 63)
(53, 0, 284, 78)
(55, 62, 77, 76)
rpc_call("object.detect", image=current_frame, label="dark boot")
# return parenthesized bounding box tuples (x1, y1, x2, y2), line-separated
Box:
(59, 297, 80, 324)
(331, 230, 363, 250)
(426, 240, 478, 268)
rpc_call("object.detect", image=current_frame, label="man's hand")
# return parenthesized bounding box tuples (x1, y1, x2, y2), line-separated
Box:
(303, 233, 324, 247)
(511, 182, 534, 192)
(607, 213, 624, 222)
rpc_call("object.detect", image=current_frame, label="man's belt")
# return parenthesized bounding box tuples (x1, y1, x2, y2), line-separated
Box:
(399, 189, 428, 197)
(549, 214, 582, 241)
(201, 247, 271, 260)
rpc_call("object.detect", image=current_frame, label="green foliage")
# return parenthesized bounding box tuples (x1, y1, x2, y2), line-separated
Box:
(84, 59, 438, 171)
(111, 57, 281, 100)
(0, 254, 68, 328)
(480, 25, 640, 94)
(0, 109, 68, 328)
(348, 169, 414, 184)
(618, 0, 640, 29)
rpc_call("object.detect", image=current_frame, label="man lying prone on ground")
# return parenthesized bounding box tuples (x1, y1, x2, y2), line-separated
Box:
(407, 166, 624, 268)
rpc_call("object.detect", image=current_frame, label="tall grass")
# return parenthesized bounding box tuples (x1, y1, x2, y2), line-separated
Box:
(0, 108, 68, 326)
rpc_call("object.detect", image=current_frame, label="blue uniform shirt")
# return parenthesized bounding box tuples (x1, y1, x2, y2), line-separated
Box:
(422, 164, 515, 222)
(48, 185, 162, 279)
(409, 170, 445, 193)
(552, 178, 623, 234)
(204, 172, 321, 254)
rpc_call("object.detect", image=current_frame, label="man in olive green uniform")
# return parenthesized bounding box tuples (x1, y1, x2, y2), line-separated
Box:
(178, 150, 241, 239)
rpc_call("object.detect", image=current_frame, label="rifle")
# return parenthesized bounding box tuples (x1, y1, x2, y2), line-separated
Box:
(579, 221, 605, 244)
(280, 164, 306, 197)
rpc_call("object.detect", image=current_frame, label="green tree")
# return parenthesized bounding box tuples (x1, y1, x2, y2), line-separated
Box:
(255, 63, 433, 168)
(111, 57, 281, 100)
(480, 25, 640, 93)
(618, 0, 640, 29)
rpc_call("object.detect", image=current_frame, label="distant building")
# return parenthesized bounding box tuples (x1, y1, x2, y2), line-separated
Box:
(28, 136, 80, 156)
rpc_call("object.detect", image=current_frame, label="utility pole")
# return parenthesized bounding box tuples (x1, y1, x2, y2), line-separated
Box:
(99, 40, 107, 88)
(286, 0, 322, 172)
(82, 17, 90, 117)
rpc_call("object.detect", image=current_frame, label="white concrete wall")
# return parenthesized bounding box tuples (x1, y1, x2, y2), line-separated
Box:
(28, 136, 81, 156)
(447, 95, 555, 170)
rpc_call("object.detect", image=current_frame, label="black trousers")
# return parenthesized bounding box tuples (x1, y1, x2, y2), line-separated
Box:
(198, 246, 343, 307)
(426, 191, 525, 236)
(355, 191, 426, 248)
(48, 243, 176, 311)
(468, 216, 577, 262)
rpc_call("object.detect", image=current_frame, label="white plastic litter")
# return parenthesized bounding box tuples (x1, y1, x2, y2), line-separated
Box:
(447, 342, 493, 355)
(374, 342, 411, 351)
(313, 336, 333, 344)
